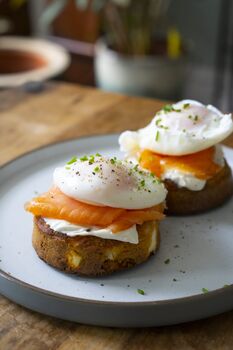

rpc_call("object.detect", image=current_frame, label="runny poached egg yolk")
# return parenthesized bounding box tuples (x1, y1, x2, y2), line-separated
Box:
(139, 147, 222, 180)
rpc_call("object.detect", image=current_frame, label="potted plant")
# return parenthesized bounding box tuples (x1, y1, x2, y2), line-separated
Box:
(42, 0, 187, 98)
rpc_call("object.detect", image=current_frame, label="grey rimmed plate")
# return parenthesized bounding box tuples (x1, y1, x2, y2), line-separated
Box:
(0, 134, 233, 327)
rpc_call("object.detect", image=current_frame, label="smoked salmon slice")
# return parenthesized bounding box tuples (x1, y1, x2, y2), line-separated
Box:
(140, 147, 221, 180)
(108, 207, 164, 232)
(25, 187, 164, 233)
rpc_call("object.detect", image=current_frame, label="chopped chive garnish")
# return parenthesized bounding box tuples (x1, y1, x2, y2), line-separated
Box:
(134, 164, 139, 171)
(155, 118, 162, 126)
(95, 153, 101, 157)
(110, 158, 116, 165)
(162, 104, 173, 112)
(202, 288, 209, 293)
(88, 155, 95, 164)
(94, 166, 100, 172)
(65, 166, 71, 170)
(153, 178, 162, 184)
(67, 156, 77, 165)
(161, 104, 181, 113)
(194, 115, 199, 121)
(183, 103, 190, 109)
(137, 289, 145, 295)
(140, 179, 145, 187)
(155, 130, 160, 142)
(80, 155, 88, 161)
(188, 115, 192, 119)
(164, 258, 170, 264)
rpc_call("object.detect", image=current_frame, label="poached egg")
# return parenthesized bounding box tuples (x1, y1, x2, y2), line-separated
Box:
(119, 100, 233, 157)
(54, 154, 167, 210)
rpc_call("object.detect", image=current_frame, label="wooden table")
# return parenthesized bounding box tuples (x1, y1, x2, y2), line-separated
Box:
(0, 82, 233, 350)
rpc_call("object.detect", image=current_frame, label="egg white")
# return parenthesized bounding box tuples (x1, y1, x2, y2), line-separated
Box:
(54, 156, 167, 209)
(119, 100, 233, 156)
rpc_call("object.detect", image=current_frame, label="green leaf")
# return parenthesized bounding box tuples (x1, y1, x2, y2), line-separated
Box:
(40, 0, 67, 26)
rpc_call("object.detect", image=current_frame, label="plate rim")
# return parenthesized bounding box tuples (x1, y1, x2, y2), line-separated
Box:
(1, 133, 233, 306)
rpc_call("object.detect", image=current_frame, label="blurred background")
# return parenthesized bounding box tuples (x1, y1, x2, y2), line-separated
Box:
(0, 0, 232, 110)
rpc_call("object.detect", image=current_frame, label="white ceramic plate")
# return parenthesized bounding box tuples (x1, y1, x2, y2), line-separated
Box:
(0, 134, 233, 327)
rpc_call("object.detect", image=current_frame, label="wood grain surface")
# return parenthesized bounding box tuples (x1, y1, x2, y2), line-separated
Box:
(0, 82, 233, 350)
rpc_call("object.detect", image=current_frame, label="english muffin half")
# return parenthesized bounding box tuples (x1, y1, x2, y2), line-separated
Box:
(33, 217, 160, 276)
(119, 99, 233, 215)
(26, 155, 167, 276)
(164, 161, 233, 215)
